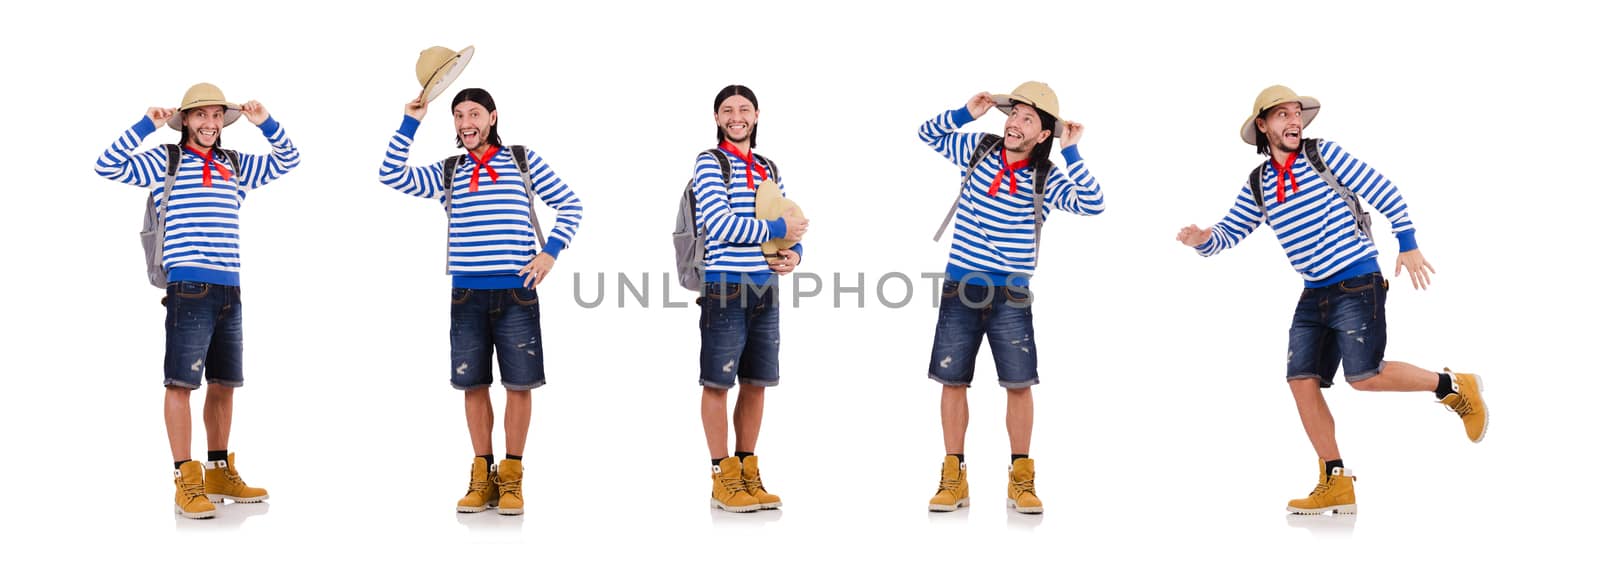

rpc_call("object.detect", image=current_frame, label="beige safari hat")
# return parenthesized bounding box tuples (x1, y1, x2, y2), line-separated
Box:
(167, 82, 241, 131)
(993, 81, 1065, 135)
(1240, 85, 1321, 145)
(416, 45, 475, 103)
(753, 179, 804, 257)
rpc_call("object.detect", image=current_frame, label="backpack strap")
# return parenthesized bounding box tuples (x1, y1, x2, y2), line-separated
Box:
(933, 134, 1003, 242)
(1032, 163, 1050, 258)
(509, 145, 547, 249)
(1249, 162, 1268, 224)
(751, 152, 778, 185)
(157, 144, 182, 239)
(440, 154, 466, 273)
(1301, 138, 1373, 240)
(217, 148, 243, 182)
(690, 148, 735, 228)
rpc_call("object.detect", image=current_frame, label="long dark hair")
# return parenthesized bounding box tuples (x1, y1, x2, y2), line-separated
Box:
(452, 87, 503, 149)
(713, 85, 759, 148)
(1020, 103, 1057, 185)
(1253, 108, 1273, 157)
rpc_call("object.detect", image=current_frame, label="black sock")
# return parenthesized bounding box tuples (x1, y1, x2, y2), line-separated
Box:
(949, 453, 964, 463)
(712, 456, 727, 467)
(734, 451, 754, 460)
(1011, 454, 1029, 462)
(174, 460, 190, 470)
(207, 450, 227, 462)
(506, 454, 522, 461)
(1435, 373, 1455, 399)
(478, 454, 494, 466)
(1325, 459, 1344, 476)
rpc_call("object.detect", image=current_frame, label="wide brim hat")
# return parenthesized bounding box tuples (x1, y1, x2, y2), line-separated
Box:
(167, 82, 241, 131)
(416, 45, 475, 103)
(1240, 85, 1321, 145)
(992, 81, 1065, 135)
(754, 179, 804, 256)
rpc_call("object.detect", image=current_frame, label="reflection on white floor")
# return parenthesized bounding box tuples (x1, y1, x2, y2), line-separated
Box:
(1284, 513, 1357, 538)
(456, 510, 526, 532)
(173, 501, 270, 531)
(1006, 508, 1043, 531)
(709, 506, 784, 527)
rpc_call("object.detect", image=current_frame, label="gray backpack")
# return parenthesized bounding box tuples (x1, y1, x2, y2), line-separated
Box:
(1248, 138, 1373, 240)
(441, 145, 547, 273)
(672, 148, 777, 291)
(140, 143, 240, 288)
(932, 134, 1052, 255)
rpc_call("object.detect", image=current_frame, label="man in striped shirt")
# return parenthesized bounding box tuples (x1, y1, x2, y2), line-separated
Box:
(695, 85, 807, 513)
(918, 82, 1105, 515)
(1176, 85, 1489, 515)
(94, 83, 300, 519)
(378, 87, 583, 516)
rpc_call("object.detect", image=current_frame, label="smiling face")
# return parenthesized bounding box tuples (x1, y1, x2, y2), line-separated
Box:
(1002, 103, 1052, 155)
(715, 94, 758, 145)
(183, 105, 226, 149)
(453, 100, 497, 153)
(1255, 102, 1304, 156)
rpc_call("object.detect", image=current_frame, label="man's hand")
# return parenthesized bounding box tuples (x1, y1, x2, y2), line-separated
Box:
(966, 92, 996, 119)
(404, 96, 427, 121)
(1176, 224, 1211, 247)
(1057, 120, 1084, 147)
(782, 207, 808, 241)
(518, 252, 556, 288)
(1394, 249, 1436, 290)
(147, 107, 176, 127)
(241, 100, 269, 125)
(767, 249, 800, 276)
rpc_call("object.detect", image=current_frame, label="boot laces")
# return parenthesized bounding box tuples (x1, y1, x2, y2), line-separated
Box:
(1444, 394, 1475, 416)
(1012, 477, 1037, 496)
(178, 476, 206, 501)
(498, 474, 523, 499)
(719, 472, 749, 494)
(746, 473, 767, 494)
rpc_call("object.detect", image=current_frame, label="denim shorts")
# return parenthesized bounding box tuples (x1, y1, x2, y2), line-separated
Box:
(449, 287, 546, 391)
(698, 281, 780, 390)
(1287, 272, 1389, 387)
(927, 279, 1039, 388)
(163, 281, 243, 389)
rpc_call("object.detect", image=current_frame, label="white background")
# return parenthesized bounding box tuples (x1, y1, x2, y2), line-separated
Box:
(1, 0, 1594, 567)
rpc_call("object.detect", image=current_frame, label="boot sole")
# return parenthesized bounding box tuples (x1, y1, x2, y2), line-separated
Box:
(928, 498, 969, 512)
(456, 503, 497, 513)
(175, 505, 216, 519)
(1469, 374, 1489, 443)
(1007, 499, 1043, 514)
(758, 501, 783, 510)
(497, 507, 524, 516)
(1286, 503, 1356, 515)
(207, 494, 269, 503)
(710, 499, 761, 513)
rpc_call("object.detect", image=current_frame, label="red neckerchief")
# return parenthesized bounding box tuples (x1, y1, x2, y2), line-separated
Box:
(1270, 151, 1300, 204)
(184, 146, 233, 187)
(466, 145, 501, 192)
(987, 148, 1031, 196)
(718, 141, 767, 190)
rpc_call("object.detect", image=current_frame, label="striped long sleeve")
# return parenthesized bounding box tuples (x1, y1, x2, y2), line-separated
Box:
(692, 150, 794, 283)
(94, 115, 300, 286)
(378, 116, 583, 287)
(919, 107, 1105, 285)
(1195, 139, 1417, 287)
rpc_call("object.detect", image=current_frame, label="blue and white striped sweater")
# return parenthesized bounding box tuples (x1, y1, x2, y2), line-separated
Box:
(919, 107, 1105, 286)
(692, 150, 802, 286)
(94, 115, 300, 286)
(1194, 139, 1417, 287)
(378, 116, 583, 289)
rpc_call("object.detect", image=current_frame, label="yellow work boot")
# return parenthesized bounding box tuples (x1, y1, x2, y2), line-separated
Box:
(1440, 369, 1489, 443)
(1007, 458, 1044, 514)
(203, 453, 269, 503)
(710, 457, 760, 513)
(740, 455, 782, 509)
(456, 457, 499, 513)
(1287, 461, 1357, 514)
(496, 459, 525, 516)
(173, 461, 216, 519)
(928, 455, 969, 512)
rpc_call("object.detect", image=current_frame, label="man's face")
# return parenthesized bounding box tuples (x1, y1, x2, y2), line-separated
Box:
(716, 95, 758, 144)
(1256, 102, 1304, 155)
(183, 105, 226, 149)
(454, 100, 496, 152)
(1003, 103, 1051, 154)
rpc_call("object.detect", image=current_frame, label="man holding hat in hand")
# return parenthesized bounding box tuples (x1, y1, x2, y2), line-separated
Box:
(94, 82, 300, 519)
(917, 82, 1105, 514)
(377, 46, 583, 516)
(693, 84, 807, 513)
(1174, 85, 1488, 515)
